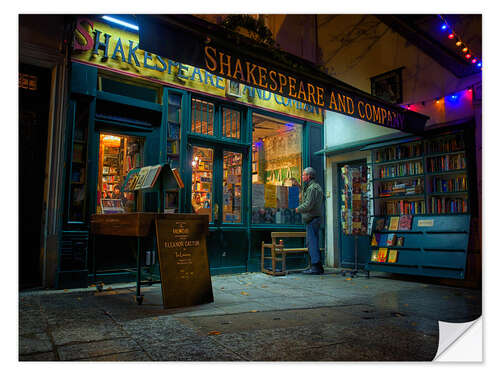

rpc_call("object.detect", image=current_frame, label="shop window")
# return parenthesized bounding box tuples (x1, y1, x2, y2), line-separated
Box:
(98, 75, 161, 103)
(68, 102, 89, 222)
(191, 146, 213, 222)
(191, 98, 214, 135)
(223, 151, 242, 223)
(96, 133, 144, 214)
(167, 93, 182, 168)
(252, 114, 303, 225)
(222, 107, 241, 139)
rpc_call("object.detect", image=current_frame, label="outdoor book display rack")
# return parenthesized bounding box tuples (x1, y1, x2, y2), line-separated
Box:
(367, 214, 471, 279)
(339, 164, 370, 278)
(364, 130, 473, 279)
(90, 164, 214, 307)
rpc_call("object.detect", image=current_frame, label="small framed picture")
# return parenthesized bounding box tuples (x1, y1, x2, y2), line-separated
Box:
(371, 67, 404, 104)
(226, 79, 243, 98)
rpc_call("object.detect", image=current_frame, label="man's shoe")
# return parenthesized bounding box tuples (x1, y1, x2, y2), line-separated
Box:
(302, 268, 321, 275)
(302, 263, 324, 275)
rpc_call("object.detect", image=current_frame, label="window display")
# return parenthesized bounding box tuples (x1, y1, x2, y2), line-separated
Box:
(191, 146, 213, 222)
(251, 114, 303, 224)
(223, 151, 242, 223)
(96, 133, 144, 214)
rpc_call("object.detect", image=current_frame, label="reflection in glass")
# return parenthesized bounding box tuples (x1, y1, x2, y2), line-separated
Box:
(191, 146, 213, 222)
(223, 151, 242, 223)
(251, 114, 303, 224)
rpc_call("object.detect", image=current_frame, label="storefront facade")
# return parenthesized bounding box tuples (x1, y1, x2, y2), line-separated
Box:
(59, 17, 326, 287)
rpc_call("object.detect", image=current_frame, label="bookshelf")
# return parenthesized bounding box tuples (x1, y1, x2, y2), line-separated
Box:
(424, 132, 469, 214)
(371, 140, 426, 216)
(366, 130, 472, 279)
(367, 214, 471, 279)
(370, 131, 470, 216)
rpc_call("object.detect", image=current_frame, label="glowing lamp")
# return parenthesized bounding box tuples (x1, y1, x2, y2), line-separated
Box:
(448, 33, 455, 39)
(441, 24, 447, 30)
(462, 47, 468, 53)
(477, 62, 482, 68)
(471, 58, 477, 64)
(456, 41, 462, 46)
(465, 53, 471, 59)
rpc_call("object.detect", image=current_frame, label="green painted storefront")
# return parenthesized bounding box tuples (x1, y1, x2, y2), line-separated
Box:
(58, 60, 324, 288)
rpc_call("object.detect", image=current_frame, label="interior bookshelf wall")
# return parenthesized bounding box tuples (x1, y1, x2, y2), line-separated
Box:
(370, 131, 470, 217)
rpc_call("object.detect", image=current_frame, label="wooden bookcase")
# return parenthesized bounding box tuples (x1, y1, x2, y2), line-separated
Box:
(370, 131, 470, 217)
(366, 130, 472, 279)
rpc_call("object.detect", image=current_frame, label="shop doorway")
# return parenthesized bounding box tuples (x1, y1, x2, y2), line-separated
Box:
(337, 160, 371, 270)
(19, 64, 51, 289)
(189, 142, 248, 272)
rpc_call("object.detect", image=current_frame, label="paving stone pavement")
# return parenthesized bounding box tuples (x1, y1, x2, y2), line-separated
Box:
(18, 270, 481, 361)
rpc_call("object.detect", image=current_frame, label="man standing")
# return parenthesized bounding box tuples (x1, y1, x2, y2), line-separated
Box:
(296, 167, 324, 275)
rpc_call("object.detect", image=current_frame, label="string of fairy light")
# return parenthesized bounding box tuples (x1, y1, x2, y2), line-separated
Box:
(402, 85, 478, 111)
(401, 15, 481, 111)
(439, 14, 482, 68)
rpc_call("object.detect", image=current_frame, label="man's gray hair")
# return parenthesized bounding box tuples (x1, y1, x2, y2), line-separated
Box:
(303, 167, 316, 179)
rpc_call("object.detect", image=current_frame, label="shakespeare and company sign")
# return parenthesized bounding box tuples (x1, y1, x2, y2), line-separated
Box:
(72, 18, 323, 124)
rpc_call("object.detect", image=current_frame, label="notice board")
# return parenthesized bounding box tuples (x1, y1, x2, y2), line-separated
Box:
(155, 213, 213, 308)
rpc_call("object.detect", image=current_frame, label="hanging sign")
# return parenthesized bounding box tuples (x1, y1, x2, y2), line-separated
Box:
(137, 16, 429, 133)
(72, 18, 322, 124)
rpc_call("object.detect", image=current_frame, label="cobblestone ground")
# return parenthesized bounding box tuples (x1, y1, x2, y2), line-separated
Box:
(18, 270, 481, 361)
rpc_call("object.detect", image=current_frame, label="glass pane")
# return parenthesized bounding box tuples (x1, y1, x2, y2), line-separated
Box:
(251, 114, 303, 224)
(222, 108, 240, 139)
(167, 93, 182, 168)
(69, 102, 89, 221)
(96, 133, 144, 214)
(223, 151, 242, 223)
(191, 146, 213, 222)
(191, 98, 214, 135)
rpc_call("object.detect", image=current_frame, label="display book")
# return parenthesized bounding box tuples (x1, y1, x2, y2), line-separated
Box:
(370, 214, 412, 265)
(103, 163, 184, 214)
(340, 164, 369, 235)
(370, 131, 469, 216)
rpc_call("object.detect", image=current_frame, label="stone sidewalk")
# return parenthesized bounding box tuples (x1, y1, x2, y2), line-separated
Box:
(19, 269, 481, 361)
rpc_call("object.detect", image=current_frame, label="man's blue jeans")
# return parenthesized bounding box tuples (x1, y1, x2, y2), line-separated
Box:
(306, 217, 321, 265)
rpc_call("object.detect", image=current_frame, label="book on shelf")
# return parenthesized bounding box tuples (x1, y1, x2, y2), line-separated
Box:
(377, 248, 388, 262)
(371, 233, 381, 246)
(375, 218, 385, 231)
(388, 250, 398, 263)
(140, 164, 162, 189)
(388, 216, 400, 231)
(387, 233, 396, 246)
(134, 166, 151, 190)
(171, 168, 184, 189)
(122, 168, 141, 192)
(396, 236, 404, 247)
(371, 250, 379, 262)
(379, 234, 388, 246)
(398, 215, 413, 230)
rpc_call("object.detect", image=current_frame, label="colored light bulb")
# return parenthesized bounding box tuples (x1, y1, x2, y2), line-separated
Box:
(477, 62, 482, 67)
(456, 41, 462, 46)
(471, 58, 477, 64)
(448, 33, 455, 39)
(465, 53, 471, 59)
(462, 47, 468, 53)
(441, 24, 447, 30)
